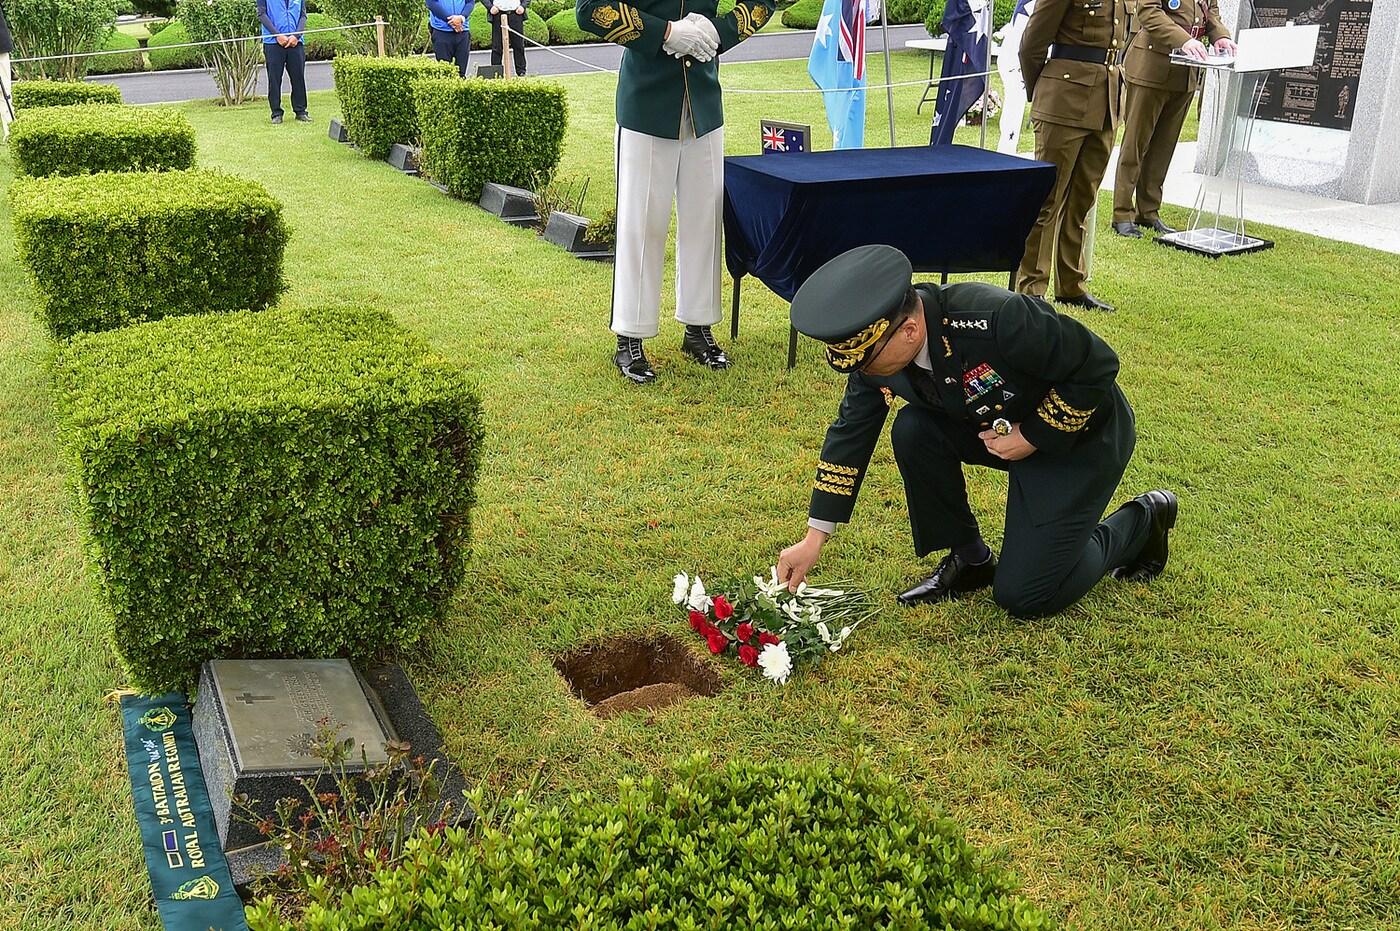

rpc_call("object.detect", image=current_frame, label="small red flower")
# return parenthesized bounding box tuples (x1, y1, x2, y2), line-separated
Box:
(713, 595, 734, 621)
(738, 644, 759, 667)
(759, 631, 781, 647)
(706, 631, 728, 654)
(688, 609, 708, 633)
(736, 622, 754, 642)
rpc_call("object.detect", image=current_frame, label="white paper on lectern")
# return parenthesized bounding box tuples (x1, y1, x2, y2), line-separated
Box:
(1232, 24, 1320, 73)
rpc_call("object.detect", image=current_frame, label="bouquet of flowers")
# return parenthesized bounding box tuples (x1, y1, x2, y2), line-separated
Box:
(672, 569, 877, 685)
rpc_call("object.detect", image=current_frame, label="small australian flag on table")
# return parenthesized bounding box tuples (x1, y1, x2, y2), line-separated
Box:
(761, 122, 809, 154)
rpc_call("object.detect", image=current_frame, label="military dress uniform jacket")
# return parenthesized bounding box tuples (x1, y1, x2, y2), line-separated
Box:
(1124, 0, 1229, 93)
(575, 0, 775, 139)
(1020, 0, 1133, 130)
(810, 283, 1135, 531)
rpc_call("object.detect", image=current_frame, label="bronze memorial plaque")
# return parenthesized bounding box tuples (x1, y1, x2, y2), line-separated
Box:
(209, 659, 392, 773)
(1251, 0, 1374, 131)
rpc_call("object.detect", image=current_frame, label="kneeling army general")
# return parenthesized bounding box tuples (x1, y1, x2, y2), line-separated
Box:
(777, 246, 1179, 618)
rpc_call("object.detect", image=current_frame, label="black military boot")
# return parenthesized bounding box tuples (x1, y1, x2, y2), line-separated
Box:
(680, 325, 730, 369)
(897, 552, 997, 606)
(1112, 221, 1143, 238)
(614, 336, 656, 385)
(1111, 489, 1179, 582)
(1136, 217, 1177, 234)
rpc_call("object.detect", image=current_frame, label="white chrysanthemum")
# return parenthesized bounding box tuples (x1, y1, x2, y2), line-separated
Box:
(758, 642, 792, 685)
(671, 572, 690, 605)
(686, 576, 713, 612)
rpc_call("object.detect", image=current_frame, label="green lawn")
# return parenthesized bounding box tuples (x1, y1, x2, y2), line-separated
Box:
(2, 53, 1398, 931)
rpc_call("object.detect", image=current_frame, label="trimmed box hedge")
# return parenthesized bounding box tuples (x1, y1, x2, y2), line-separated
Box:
(243, 754, 1053, 930)
(331, 55, 457, 159)
(52, 306, 485, 692)
(10, 170, 287, 338)
(12, 79, 123, 109)
(413, 77, 567, 201)
(7, 104, 195, 177)
(147, 21, 203, 70)
(85, 29, 147, 75)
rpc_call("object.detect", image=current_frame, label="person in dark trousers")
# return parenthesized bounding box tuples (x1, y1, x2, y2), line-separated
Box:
(0, 0, 14, 140)
(427, 0, 475, 76)
(489, 0, 527, 76)
(258, 0, 309, 124)
(778, 245, 1179, 618)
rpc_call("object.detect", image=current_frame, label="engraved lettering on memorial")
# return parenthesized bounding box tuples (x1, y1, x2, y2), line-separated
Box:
(283, 672, 332, 725)
(1251, 0, 1372, 131)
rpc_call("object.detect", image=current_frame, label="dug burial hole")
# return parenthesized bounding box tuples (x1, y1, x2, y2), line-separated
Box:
(555, 635, 722, 719)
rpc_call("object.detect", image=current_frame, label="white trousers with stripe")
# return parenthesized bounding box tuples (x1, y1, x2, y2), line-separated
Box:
(0, 55, 13, 140)
(610, 123, 724, 339)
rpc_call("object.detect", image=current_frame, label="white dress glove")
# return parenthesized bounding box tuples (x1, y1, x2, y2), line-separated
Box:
(684, 12, 721, 50)
(663, 17, 719, 61)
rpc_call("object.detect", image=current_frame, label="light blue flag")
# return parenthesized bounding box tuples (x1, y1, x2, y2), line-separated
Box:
(807, 0, 866, 149)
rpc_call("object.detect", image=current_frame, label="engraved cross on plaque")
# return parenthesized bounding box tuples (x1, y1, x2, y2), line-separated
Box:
(235, 691, 276, 704)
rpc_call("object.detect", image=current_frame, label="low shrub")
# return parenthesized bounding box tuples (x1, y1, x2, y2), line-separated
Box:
(11, 79, 123, 109)
(147, 20, 203, 69)
(466, 4, 548, 49)
(529, 0, 565, 21)
(178, 0, 261, 105)
(304, 11, 351, 59)
(7, 104, 194, 176)
(10, 169, 286, 337)
(331, 55, 457, 159)
(244, 753, 1054, 930)
(51, 305, 484, 692)
(413, 76, 567, 201)
(781, 0, 820, 28)
(545, 6, 588, 43)
(84, 28, 146, 74)
(884, 0, 928, 25)
(926, 0, 1013, 35)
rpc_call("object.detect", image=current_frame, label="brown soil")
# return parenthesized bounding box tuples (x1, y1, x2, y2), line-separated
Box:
(554, 634, 721, 718)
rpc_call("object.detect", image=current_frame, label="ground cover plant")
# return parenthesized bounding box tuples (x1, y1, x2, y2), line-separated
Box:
(0, 51, 1396, 931)
(10, 169, 283, 336)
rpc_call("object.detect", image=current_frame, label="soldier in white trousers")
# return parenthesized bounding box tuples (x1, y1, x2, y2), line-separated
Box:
(577, 0, 775, 383)
(0, 1, 14, 141)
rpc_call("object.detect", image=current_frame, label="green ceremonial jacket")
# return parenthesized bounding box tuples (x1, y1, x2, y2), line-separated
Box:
(810, 283, 1136, 529)
(575, 0, 776, 138)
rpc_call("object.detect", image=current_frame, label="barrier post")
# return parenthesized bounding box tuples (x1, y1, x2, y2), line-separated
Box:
(501, 14, 514, 77)
(375, 17, 387, 56)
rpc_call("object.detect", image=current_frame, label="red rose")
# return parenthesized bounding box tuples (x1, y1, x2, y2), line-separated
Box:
(706, 631, 728, 655)
(713, 595, 734, 620)
(738, 644, 759, 667)
(688, 610, 708, 633)
(736, 622, 754, 642)
(758, 631, 781, 647)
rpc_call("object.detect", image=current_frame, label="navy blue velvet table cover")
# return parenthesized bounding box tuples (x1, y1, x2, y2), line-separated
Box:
(723, 145, 1057, 302)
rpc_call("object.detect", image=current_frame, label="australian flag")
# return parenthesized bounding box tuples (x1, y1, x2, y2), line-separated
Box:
(761, 124, 809, 154)
(808, 0, 866, 148)
(930, 0, 991, 145)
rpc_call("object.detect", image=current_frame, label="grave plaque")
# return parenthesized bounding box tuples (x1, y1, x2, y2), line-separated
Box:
(1250, 0, 1373, 130)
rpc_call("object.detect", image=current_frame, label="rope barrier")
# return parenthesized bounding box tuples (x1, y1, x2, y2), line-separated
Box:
(11, 21, 382, 64)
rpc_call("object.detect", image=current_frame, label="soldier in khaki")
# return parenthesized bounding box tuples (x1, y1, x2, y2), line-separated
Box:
(1017, 0, 1132, 313)
(1112, 0, 1234, 238)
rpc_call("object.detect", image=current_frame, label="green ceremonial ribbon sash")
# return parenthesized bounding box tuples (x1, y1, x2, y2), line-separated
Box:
(120, 694, 249, 931)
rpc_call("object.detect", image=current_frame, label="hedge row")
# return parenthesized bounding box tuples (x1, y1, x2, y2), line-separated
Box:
(413, 77, 567, 200)
(785, 0, 926, 28)
(332, 55, 457, 159)
(12, 80, 123, 110)
(146, 13, 350, 71)
(926, 0, 1016, 35)
(10, 170, 287, 338)
(7, 104, 195, 177)
(244, 754, 1053, 930)
(52, 305, 484, 692)
(85, 29, 146, 75)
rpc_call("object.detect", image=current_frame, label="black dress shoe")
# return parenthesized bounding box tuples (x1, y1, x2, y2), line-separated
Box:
(1055, 293, 1116, 313)
(613, 342, 656, 384)
(1111, 489, 1179, 582)
(1112, 221, 1144, 238)
(897, 552, 997, 606)
(680, 327, 730, 370)
(270, 114, 283, 124)
(295, 112, 312, 123)
(1136, 217, 1177, 234)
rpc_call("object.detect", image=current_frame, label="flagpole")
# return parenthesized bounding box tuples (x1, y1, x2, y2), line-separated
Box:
(978, 0, 991, 148)
(879, 0, 896, 146)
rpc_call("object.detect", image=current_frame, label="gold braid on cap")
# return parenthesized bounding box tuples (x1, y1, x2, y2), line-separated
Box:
(825, 319, 890, 370)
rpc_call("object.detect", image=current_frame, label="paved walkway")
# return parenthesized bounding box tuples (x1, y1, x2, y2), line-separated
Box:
(95, 23, 929, 104)
(1100, 140, 1400, 255)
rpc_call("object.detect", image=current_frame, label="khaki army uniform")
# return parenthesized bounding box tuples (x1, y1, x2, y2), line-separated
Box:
(1113, 0, 1229, 225)
(1016, 0, 1133, 299)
